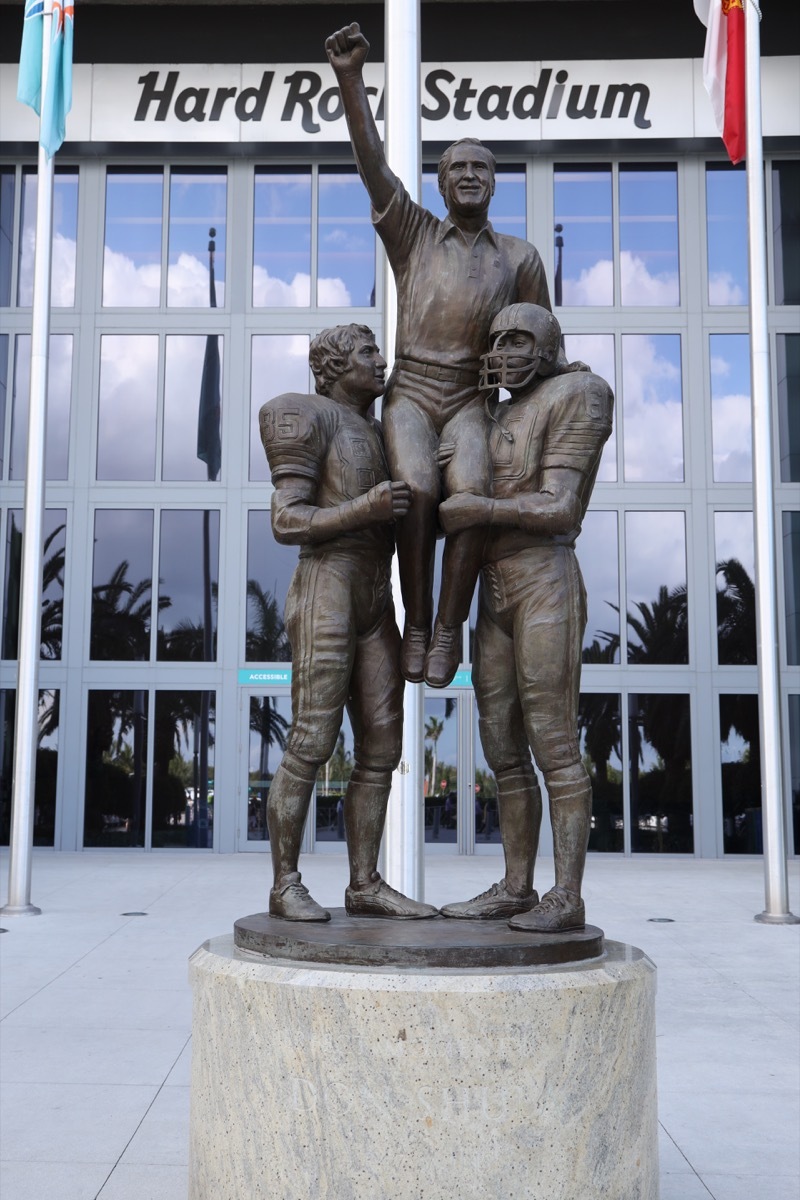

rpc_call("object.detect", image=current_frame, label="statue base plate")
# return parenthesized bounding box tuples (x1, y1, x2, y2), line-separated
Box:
(234, 908, 604, 968)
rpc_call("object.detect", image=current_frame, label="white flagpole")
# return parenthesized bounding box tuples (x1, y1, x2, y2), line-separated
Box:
(1, 0, 55, 917)
(744, 0, 798, 924)
(382, 0, 425, 901)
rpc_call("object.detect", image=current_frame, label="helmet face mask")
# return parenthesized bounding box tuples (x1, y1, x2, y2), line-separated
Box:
(478, 303, 561, 393)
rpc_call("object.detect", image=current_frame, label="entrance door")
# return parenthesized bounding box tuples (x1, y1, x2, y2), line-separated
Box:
(238, 689, 292, 851)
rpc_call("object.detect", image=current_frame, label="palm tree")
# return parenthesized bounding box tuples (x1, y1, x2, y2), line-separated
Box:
(716, 557, 756, 665)
(246, 579, 290, 662)
(425, 715, 445, 799)
(90, 560, 168, 661)
(249, 695, 289, 782)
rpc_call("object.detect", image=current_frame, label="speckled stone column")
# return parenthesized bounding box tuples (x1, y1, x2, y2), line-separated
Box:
(188, 937, 658, 1200)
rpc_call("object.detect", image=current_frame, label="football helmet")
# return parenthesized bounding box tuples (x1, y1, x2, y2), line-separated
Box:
(479, 303, 561, 392)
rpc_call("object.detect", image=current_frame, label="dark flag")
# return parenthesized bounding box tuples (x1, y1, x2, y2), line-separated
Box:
(197, 227, 221, 481)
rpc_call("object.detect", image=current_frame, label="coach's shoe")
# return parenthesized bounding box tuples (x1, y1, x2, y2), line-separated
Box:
(401, 622, 430, 683)
(440, 879, 539, 920)
(424, 619, 461, 688)
(346, 875, 438, 919)
(269, 872, 331, 922)
(508, 886, 585, 933)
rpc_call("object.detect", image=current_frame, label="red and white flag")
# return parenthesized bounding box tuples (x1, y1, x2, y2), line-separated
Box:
(694, 0, 746, 164)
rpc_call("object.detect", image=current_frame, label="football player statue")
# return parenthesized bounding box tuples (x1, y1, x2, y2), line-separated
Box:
(259, 324, 438, 922)
(438, 305, 613, 932)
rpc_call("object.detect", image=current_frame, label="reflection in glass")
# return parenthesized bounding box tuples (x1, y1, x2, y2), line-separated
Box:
(554, 166, 613, 306)
(157, 509, 219, 661)
(783, 511, 800, 666)
(580, 510, 619, 661)
(772, 161, 800, 306)
(316, 714, 354, 842)
(710, 333, 751, 482)
(625, 512, 688, 664)
(706, 165, 748, 304)
(0, 689, 59, 847)
(90, 509, 154, 661)
(425, 698, 458, 844)
(0, 335, 7, 476)
(562, 333, 616, 481)
(163, 335, 224, 481)
(167, 169, 227, 307)
(578, 692, 623, 851)
(777, 334, 800, 483)
(83, 690, 148, 847)
(153, 691, 215, 848)
(714, 512, 756, 665)
(619, 165, 679, 306)
(629, 692, 693, 852)
(11, 334, 72, 479)
(253, 167, 311, 306)
(97, 334, 158, 480)
(474, 705, 500, 845)
(622, 334, 683, 482)
(720, 694, 761, 853)
(318, 167, 375, 306)
(18, 167, 78, 306)
(248, 693, 291, 840)
(103, 169, 163, 306)
(789, 695, 800, 855)
(250, 334, 310, 481)
(2, 509, 65, 660)
(1, 168, 14, 307)
(422, 166, 526, 238)
(246, 511, 293, 662)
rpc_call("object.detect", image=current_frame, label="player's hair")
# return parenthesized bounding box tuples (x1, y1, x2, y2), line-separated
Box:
(309, 324, 376, 396)
(437, 138, 497, 196)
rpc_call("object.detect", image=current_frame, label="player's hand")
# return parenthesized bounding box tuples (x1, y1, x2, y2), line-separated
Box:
(367, 480, 412, 522)
(437, 441, 456, 470)
(439, 492, 493, 533)
(325, 23, 370, 75)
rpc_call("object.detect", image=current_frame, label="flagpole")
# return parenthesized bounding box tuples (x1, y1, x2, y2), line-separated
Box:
(744, 0, 798, 924)
(382, 0, 425, 901)
(1, 0, 55, 917)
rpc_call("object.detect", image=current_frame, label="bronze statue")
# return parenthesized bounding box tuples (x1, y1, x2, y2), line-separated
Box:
(438, 305, 613, 931)
(259, 324, 438, 922)
(326, 23, 556, 689)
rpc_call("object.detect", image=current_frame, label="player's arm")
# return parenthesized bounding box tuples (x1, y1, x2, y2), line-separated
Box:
(272, 476, 412, 545)
(325, 23, 397, 213)
(439, 468, 583, 537)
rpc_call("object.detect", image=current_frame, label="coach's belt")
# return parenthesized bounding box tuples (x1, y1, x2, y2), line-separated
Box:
(394, 358, 477, 386)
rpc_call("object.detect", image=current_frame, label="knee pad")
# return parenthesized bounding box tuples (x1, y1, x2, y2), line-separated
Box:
(544, 762, 591, 804)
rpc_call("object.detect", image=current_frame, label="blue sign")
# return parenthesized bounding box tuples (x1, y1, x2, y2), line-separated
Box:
(238, 668, 292, 687)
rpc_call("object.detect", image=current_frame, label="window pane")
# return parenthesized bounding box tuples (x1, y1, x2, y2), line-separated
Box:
(562, 333, 616, 481)
(772, 161, 800, 306)
(316, 713, 354, 842)
(11, 334, 72, 480)
(168, 169, 227, 307)
(579, 692, 623, 851)
(425, 697, 458, 844)
(778, 333, 800, 483)
(710, 333, 751, 482)
(163, 335, 223, 482)
(253, 167, 311, 306)
(248, 693, 292, 840)
(157, 510, 219, 661)
(91, 509, 153, 661)
(625, 511, 688, 664)
(789, 695, 800, 855)
(0, 334, 7, 476)
(720, 694, 761, 853)
(622, 334, 683, 481)
(783, 510, 800, 666)
(2, 508, 66, 661)
(554, 166, 613, 306)
(474, 705, 501, 846)
(714, 511, 756, 666)
(246, 511, 293, 662)
(629, 692, 693, 852)
(619, 165, 679, 306)
(18, 168, 78, 307)
(83, 690, 148, 847)
(103, 169, 163, 307)
(153, 691, 215, 848)
(706, 165, 748, 304)
(0, 689, 59, 847)
(97, 334, 158, 481)
(250, 334, 310, 481)
(318, 167, 375, 306)
(0, 168, 14, 307)
(580, 510, 619, 662)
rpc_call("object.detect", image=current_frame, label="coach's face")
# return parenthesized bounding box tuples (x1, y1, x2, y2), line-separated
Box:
(440, 147, 495, 219)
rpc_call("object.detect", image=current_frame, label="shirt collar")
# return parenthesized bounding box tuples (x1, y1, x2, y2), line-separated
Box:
(435, 215, 499, 248)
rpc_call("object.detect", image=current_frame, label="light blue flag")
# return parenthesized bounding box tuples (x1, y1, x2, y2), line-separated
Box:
(41, 2, 73, 159)
(17, 0, 44, 114)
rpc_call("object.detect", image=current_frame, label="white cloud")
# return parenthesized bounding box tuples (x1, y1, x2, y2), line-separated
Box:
(102, 246, 161, 307)
(710, 355, 731, 378)
(622, 336, 684, 482)
(18, 230, 76, 307)
(708, 272, 745, 306)
(712, 392, 752, 482)
(562, 251, 679, 307)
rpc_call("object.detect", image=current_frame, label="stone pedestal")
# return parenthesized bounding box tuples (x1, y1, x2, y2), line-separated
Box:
(189, 934, 658, 1200)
